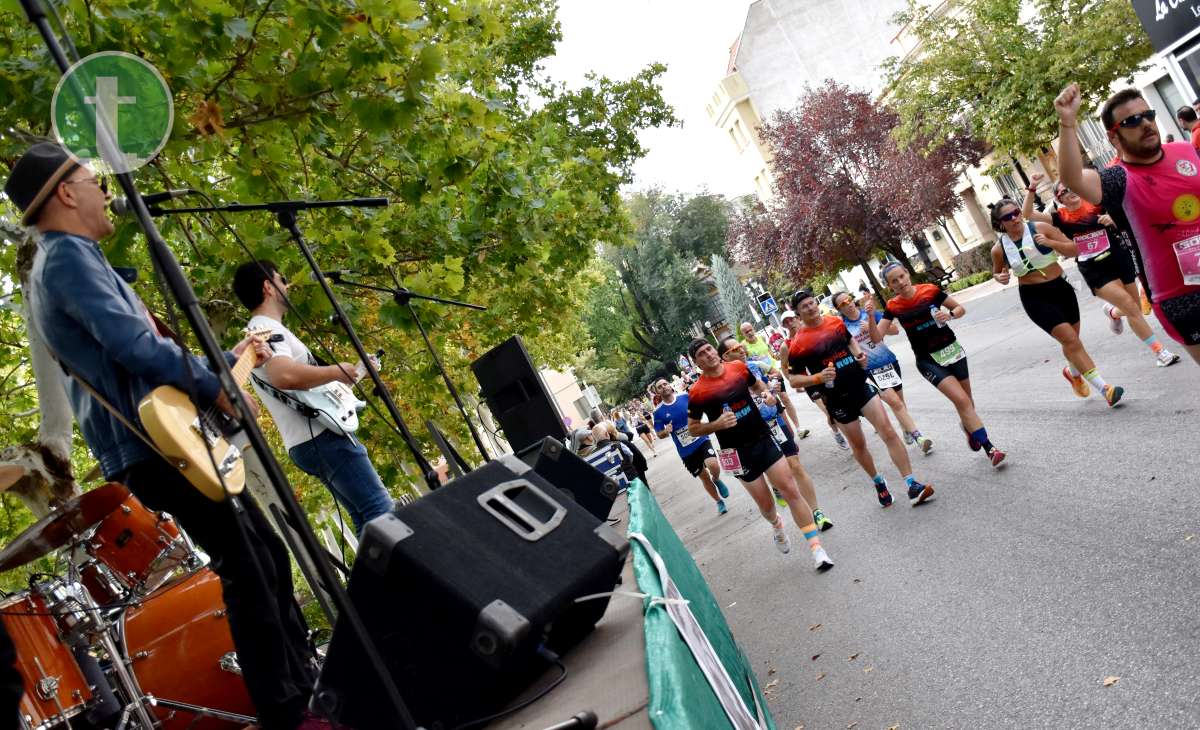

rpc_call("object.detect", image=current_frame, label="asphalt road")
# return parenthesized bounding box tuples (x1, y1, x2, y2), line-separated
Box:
(637, 268, 1200, 730)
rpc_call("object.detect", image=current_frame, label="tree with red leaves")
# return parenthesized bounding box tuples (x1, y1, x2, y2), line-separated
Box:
(728, 80, 984, 297)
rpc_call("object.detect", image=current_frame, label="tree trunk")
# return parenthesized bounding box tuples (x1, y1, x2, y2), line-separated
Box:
(938, 218, 961, 254)
(0, 226, 80, 518)
(858, 256, 887, 302)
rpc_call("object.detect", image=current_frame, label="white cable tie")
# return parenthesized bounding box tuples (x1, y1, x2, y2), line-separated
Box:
(573, 590, 690, 607)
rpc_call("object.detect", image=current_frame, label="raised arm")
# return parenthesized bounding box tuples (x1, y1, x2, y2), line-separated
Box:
(1021, 173, 1053, 223)
(1054, 82, 1103, 205)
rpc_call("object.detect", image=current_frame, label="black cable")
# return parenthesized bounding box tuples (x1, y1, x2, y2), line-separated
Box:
(449, 647, 568, 730)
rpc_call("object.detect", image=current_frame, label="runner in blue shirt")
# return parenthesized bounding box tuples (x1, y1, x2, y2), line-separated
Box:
(719, 338, 833, 530)
(833, 292, 934, 455)
(651, 378, 730, 515)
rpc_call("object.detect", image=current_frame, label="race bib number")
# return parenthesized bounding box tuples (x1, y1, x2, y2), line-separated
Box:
(1073, 229, 1111, 261)
(769, 420, 786, 445)
(718, 448, 745, 475)
(675, 425, 697, 447)
(871, 363, 902, 389)
(1174, 234, 1200, 286)
(930, 341, 965, 367)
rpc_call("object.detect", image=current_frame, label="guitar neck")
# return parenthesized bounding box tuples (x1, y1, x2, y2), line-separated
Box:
(230, 345, 259, 386)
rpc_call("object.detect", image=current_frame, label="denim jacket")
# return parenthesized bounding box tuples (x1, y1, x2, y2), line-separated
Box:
(28, 231, 231, 480)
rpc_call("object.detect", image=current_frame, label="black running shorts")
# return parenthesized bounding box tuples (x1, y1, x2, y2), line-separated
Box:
(825, 381, 879, 425)
(681, 442, 717, 477)
(1018, 276, 1080, 334)
(1078, 247, 1137, 294)
(916, 355, 970, 387)
(730, 436, 784, 483)
(1155, 289, 1200, 346)
(772, 418, 799, 457)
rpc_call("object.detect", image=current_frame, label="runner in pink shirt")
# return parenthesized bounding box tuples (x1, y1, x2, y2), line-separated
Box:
(1055, 82, 1200, 365)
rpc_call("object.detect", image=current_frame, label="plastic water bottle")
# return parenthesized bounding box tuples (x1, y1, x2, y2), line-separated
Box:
(823, 360, 835, 389)
(931, 305, 946, 328)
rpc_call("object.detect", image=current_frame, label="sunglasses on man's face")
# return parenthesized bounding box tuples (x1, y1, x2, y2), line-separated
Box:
(999, 209, 1021, 222)
(1109, 109, 1157, 133)
(63, 175, 109, 195)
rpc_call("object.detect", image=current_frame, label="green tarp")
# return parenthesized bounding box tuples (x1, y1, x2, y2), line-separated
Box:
(627, 481, 776, 730)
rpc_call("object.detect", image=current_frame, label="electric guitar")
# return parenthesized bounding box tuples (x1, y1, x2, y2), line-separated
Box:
(255, 374, 368, 435)
(138, 329, 270, 502)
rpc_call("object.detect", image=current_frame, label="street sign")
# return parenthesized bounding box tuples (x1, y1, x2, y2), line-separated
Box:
(757, 292, 778, 316)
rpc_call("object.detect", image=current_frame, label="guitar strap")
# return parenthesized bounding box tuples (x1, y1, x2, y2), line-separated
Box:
(250, 372, 321, 420)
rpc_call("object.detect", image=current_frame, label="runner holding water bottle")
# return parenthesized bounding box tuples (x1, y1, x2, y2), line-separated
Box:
(784, 290, 935, 507)
(686, 339, 834, 572)
(871, 263, 1007, 468)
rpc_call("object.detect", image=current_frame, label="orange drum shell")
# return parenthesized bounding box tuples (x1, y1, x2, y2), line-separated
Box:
(89, 495, 182, 590)
(0, 593, 91, 726)
(124, 568, 255, 730)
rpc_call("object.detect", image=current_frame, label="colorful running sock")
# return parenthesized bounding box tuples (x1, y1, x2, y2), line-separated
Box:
(1082, 368, 1108, 392)
(904, 474, 916, 488)
(802, 523, 821, 552)
(970, 427, 994, 454)
(1142, 334, 1165, 354)
(1066, 365, 1081, 378)
(910, 429, 923, 440)
(872, 474, 885, 485)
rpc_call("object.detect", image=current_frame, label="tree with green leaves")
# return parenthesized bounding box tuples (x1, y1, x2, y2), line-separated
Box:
(883, 0, 1152, 159)
(711, 254, 753, 335)
(0, 0, 674, 585)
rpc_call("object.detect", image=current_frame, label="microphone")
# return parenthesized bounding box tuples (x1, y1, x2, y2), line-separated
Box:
(310, 269, 355, 283)
(109, 189, 194, 216)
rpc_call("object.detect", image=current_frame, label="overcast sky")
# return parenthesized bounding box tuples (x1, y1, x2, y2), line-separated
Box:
(540, 1, 756, 200)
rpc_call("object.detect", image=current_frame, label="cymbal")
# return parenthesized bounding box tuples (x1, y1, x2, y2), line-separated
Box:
(0, 483, 130, 573)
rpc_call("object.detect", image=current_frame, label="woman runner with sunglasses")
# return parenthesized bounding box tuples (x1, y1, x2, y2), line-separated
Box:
(870, 264, 1007, 468)
(989, 199, 1126, 407)
(1021, 173, 1179, 368)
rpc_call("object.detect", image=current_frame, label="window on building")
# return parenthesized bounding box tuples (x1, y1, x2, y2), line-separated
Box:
(1078, 118, 1116, 167)
(990, 169, 1023, 201)
(729, 120, 749, 150)
(1176, 36, 1200, 102)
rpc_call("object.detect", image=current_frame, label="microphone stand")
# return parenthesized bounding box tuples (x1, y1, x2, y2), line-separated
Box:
(149, 198, 442, 492)
(328, 274, 490, 463)
(15, 3, 417, 727)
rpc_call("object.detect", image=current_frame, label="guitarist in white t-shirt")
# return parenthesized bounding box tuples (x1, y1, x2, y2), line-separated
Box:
(233, 260, 394, 535)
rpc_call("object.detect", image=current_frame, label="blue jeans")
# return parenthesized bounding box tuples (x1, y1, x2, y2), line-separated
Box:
(288, 430, 394, 536)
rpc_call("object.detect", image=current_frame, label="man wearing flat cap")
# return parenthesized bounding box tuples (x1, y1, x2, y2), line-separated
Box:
(6, 142, 333, 730)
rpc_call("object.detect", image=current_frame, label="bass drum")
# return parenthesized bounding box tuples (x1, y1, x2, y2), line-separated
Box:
(123, 568, 256, 729)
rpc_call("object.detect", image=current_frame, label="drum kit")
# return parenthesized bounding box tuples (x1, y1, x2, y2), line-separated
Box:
(0, 483, 257, 729)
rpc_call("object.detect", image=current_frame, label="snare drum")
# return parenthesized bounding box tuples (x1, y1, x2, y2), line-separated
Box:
(0, 591, 92, 729)
(88, 493, 191, 594)
(123, 568, 255, 729)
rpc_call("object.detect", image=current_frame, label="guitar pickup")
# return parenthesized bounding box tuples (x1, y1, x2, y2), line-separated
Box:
(218, 445, 241, 476)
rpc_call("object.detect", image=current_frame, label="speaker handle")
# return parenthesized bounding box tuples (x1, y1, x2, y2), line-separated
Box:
(477, 479, 566, 542)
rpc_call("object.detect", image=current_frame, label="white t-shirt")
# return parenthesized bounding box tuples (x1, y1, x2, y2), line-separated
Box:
(247, 314, 327, 449)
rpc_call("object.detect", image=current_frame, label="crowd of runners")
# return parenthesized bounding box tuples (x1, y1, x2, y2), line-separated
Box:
(629, 83, 1200, 576)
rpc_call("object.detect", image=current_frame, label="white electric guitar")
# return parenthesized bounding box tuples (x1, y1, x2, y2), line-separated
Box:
(253, 349, 376, 435)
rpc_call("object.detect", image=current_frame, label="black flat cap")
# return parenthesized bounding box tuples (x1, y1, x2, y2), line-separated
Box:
(4, 142, 80, 225)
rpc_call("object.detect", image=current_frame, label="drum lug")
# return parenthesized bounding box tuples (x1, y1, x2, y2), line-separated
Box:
(35, 674, 60, 701)
(214, 608, 227, 618)
(132, 650, 150, 661)
(218, 651, 243, 676)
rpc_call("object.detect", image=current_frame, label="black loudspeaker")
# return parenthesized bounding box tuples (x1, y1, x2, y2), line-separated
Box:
(517, 437, 620, 522)
(312, 456, 629, 729)
(471, 335, 567, 452)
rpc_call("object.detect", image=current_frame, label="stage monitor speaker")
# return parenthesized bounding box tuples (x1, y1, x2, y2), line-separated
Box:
(312, 456, 629, 729)
(471, 335, 567, 452)
(517, 436, 620, 522)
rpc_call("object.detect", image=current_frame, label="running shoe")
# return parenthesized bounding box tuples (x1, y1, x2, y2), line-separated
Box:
(874, 481, 893, 508)
(917, 435, 934, 455)
(988, 448, 1007, 468)
(813, 509, 834, 531)
(1103, 385, 1125, 408)
(962, 424, 981, 452)
(716, 499, 728, 516)
(796, 428, 811, 439)
(1103, 303, 1124, 335)
(715, 478, 730, 499)
(1062, 367, 1091, 398)
(1156, 349, 1181, 368)
(907, 480, 935, 506)
(812, 545, 834, 572)
(772, 487, 788, 508)
(832, 431, 849, 450)
(902, 430, 915, 445)
(772, 524, 791, 554)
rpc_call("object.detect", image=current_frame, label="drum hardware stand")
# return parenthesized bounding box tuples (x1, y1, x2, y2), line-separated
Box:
(16, 2, 416, 726)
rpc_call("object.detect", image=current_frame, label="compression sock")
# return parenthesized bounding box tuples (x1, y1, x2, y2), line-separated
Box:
(1141, 334, 1165, 354)
(971, 427, 994, 455)
(1082, 368, 1108, 392)
(802, 523, 821, 552)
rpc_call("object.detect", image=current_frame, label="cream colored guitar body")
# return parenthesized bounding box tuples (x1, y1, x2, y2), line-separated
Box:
(138, 330, 267, 502)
